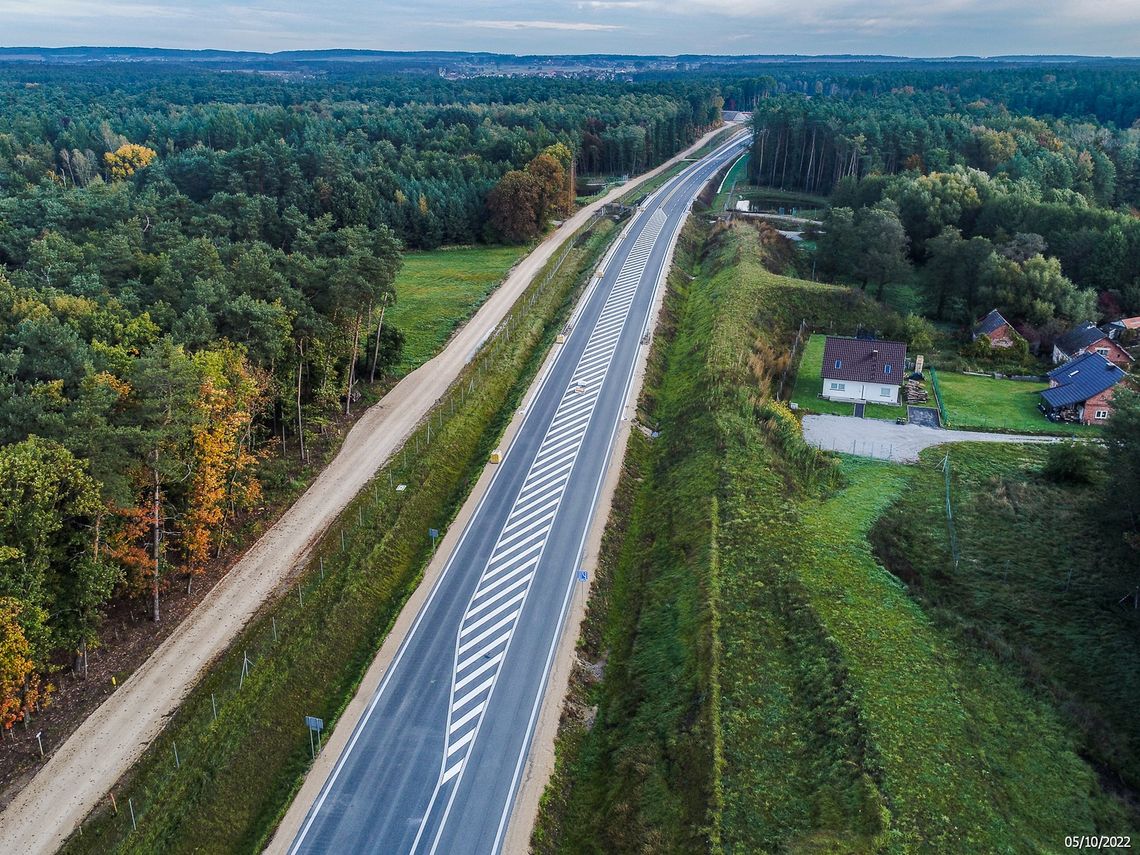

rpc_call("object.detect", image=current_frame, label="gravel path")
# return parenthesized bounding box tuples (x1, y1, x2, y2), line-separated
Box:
(802, 414, 1060, 462)
(0, 126, 733, 855)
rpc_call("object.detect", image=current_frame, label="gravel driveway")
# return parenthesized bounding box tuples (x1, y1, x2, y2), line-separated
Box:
(802, 414, 1060, 462)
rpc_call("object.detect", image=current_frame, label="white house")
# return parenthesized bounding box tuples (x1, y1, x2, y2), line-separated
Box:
(820, 336, 907, 405)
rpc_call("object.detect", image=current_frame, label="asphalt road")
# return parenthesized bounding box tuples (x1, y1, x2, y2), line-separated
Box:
(288, 134, 748, 855)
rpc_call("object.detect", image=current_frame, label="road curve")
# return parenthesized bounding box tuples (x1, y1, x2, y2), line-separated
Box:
(286, 135, 749, 855)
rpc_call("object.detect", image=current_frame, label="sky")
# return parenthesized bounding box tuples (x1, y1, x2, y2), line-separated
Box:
(0, 0, 1137, 57)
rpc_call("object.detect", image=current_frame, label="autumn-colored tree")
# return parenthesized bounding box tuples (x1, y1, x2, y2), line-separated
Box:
(0, 596, 41, 730)
(526, 153, 567, 224)
(182, 347, 264, 584)
(486, 170, 541, 243)
(104, 143, 157, 180)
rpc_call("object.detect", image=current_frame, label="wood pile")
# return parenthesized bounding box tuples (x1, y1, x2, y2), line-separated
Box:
(904, 380, 929, 404)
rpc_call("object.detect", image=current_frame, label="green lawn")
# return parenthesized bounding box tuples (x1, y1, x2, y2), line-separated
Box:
(789, 334, 904, 421)
(388, 245, 528, 372)
(934, 369, 1101, 435)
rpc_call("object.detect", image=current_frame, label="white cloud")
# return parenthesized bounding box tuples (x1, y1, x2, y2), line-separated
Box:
(449, 19, 624, 31)
(0, 0, 190, 19)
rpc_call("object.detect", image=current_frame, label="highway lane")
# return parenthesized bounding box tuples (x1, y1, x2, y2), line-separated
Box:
(288, 132, 748, 855)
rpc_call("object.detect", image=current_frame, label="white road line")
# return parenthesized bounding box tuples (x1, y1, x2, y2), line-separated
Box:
(488, 532, 547, 567)
(456, 636, 510, 675)
(441, 761, 462, 784)
(469, 570, 535, 615)
(451, 676, 496, 714)
(456, 613, 516, 656)
(461, 590, 527, 637)
(446, 730, 476, 757)
(449, 701, 487, 736)
(501, 499, 560, 536)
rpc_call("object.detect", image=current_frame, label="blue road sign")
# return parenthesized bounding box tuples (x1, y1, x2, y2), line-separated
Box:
(577, 570, 588, 582)
(429, 528, 439, 539)
(305, 716, 324, 732)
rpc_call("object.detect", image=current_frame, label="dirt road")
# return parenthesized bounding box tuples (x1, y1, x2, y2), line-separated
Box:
(0, 124, 734, 855)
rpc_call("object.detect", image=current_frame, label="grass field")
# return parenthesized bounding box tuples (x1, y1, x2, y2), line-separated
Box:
(935, 369, 1101, 435)
(789, 334, 903, 421)
(387, 245, 528, 372)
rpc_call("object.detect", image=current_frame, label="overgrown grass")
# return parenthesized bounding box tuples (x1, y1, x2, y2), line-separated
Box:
(59, 216, 619, 855)
(535, 220, 1134, 853)
(789, 334, 903, 421)
(794, 456, 1132, 849)
(872, 442, 1140, 814)
(936, 369, 1101, 435)
(388, 244, 528, 371)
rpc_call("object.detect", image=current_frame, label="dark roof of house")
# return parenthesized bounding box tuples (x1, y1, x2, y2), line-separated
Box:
(821, 336, 906, 384)
(1041, 352, 1127, 408)
(1054, 321, 1108, 356)
(973, 309, 1010, 337)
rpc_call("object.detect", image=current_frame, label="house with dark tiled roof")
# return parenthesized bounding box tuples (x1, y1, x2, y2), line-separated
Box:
(972, 309, 1019, 348)
(821, 336, 907, 404)
(1052, 321, 1132, 367)
(1040, 351, 1129, 425)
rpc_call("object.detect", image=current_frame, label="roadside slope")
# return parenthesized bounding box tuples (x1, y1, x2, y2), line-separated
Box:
(533, 220, 1132, 852)
(0, 124, 734, 855)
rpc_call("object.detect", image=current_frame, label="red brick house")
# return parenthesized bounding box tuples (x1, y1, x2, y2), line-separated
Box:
(1040, 351, 1129, 425)
(1051, 321, 1133, 368)
(972, 309, 1019, 348)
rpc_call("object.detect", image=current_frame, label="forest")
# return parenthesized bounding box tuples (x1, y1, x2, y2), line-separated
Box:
(739, 65, 1140, 328)
(0, 63, 722, 728)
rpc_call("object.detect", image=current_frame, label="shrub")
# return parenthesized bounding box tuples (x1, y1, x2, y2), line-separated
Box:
(1042, 441, 1100, 484)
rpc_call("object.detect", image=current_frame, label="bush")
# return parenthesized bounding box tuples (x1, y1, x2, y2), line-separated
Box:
(1042, 442, 1100, 484)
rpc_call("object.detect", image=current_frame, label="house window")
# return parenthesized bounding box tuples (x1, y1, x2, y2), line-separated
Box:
(880, 386, 891, 397)
(1095, 347, 1110, 357)
(884, 364, 892, 375)
(834, 359, 842, 369)
(1095, 409, 1109, 420)
(829, 382, 845, 391)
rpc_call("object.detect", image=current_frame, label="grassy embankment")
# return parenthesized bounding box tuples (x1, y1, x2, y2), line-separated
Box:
(60, 215, 619, 855)
(872, 442, 1140, 818)
(534, 219, 1134, 853)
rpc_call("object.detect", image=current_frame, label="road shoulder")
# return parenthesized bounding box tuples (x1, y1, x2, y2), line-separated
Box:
(262, 125, 733, 855)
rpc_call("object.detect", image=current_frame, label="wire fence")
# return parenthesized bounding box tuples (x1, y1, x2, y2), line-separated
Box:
(59, 211, 616, 853)
(777, 319, 808, 400)
(941, 451, 961, 570)
(929, 366, 950, 428)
